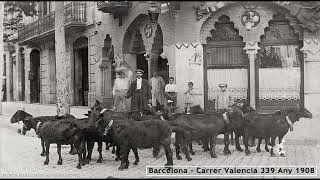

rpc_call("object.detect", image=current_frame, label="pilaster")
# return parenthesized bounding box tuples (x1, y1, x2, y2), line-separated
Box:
(244, 41, 260, 109)
(5, 46, 12, 101)
(15, 44, 22, 101)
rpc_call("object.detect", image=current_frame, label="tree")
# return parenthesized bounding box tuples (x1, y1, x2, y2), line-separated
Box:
(55, 1, 71, 116)
(3, 1, 37, 40)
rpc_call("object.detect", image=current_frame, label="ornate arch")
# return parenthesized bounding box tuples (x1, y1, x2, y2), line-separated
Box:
(200, 1, 317, 44)
(122, 14, 148, 54)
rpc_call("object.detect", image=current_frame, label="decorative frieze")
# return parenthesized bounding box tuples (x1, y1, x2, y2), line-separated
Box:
(175, 43, 200, 50)
(259, 88, 300, 100)
(208, 88, 247, 101)
(301, 37, 320, 59)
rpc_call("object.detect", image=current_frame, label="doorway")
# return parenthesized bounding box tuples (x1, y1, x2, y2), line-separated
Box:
(30, 49, 40, 103)
(136, 53, 148, 80)
(74, 47, 89, 106)
(157, 56, 169, 84)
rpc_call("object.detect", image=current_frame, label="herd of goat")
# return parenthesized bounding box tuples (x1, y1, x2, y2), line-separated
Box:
(10, 100, 313, 170)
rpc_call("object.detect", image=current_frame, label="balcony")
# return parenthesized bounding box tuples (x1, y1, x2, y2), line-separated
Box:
(97, 1, 132, 15)
(18, 2, 87, 45)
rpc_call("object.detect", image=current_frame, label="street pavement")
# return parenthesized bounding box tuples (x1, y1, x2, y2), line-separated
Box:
(0, 101, 320, 179)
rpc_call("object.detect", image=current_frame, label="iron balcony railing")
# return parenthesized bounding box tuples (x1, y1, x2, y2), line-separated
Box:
(18, 2, 87, 43)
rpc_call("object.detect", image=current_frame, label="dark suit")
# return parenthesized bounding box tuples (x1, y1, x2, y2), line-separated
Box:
(126, 78, 151, 111)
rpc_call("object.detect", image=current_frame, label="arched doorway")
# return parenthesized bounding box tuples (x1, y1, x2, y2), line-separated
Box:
(122, 14, 148, 79)
(30, 49, 40, 103)
(123, 17, 166, 81)
(256, 13, 303, 113)
(204, 15, 249, 112)
(73, 37, 89, 106)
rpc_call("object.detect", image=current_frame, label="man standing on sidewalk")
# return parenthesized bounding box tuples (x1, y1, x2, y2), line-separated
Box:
(126, 69, 152, 112)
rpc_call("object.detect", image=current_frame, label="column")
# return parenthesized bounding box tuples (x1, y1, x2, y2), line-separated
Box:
(48, 47, 56, 103)
(55, 2, 71, 115)
(300, 32, 320, 116)
(244, 41, 260, 110)
(40, 45, 48, 104)
(88, 35, 97, 107)
(99, 60, 113, 108)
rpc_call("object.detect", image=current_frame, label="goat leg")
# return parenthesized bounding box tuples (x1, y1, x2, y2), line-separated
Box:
(96, 141, 103, 163)
(278, 135, 285, 157)
(86, 141, 94, 164)
(40, 138, 46, 156)
(174, 133, 182, 160)
(235, 133, 243, 151)
(152, 146, 160, 158)
(57, 144, 63, 165)
(248, 136, 256, 147)
(256, 138, 262, 152)
(132, 148, 139, 165)
(202, 136, 210, 152)
(230, 131, 235, 145)
(163, 143, 173, 166)
(115, 146, 121, 161)
(44, 141, 50, 165)
(69, 144, 74, 155)
(270, 136, 276, 157)
(189, 143, 195, 155)
(209, 134, 218, 158)
(182, 140, 192, 161)
(243, 131, 251, 155)
(118, 145, 129, 171)
(265, 138, 270, 152)
(223, 132, 231, 155)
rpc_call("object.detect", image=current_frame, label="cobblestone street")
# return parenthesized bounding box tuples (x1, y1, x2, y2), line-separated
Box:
(0, 102, 320, 178)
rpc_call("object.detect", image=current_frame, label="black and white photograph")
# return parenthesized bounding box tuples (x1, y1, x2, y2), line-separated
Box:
(0, 1, 319, 179)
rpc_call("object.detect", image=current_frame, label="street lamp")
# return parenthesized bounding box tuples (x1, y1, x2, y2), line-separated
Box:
(148, 2, 160, 23)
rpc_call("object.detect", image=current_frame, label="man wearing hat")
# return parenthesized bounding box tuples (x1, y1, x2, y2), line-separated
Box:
(215, 83, 234, 111)
(125, 69, 152, 112)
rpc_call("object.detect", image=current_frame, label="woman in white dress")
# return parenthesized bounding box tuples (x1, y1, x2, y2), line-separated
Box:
(112, 69, 130, 112)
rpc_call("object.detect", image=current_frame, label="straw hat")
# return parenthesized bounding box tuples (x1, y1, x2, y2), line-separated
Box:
(135, 69, 144, 74)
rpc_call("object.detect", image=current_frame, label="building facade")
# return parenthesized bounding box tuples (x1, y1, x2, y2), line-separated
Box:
(5, 1, 320, 115)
